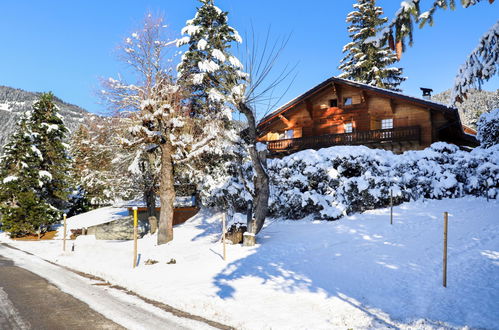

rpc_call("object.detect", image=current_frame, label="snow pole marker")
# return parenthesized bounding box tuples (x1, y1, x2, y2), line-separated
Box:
(133, 207, 138, 268)
(222, 213, 227, 261)
(443, 212, 448, 288)
(63, 213, 67, 252)
(390, 189, 393, 225)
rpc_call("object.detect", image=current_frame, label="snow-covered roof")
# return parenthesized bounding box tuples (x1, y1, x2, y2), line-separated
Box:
(259, 76, 458, 128)
(119, 196, 197, 208)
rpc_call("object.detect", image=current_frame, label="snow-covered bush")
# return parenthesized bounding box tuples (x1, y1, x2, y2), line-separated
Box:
(205, 142, 498, 220)
(477, 108, 499, 148)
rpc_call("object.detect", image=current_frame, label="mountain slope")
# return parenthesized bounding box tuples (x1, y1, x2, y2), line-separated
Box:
(0, 86, 95, 150)
(432, 88, 499, 128)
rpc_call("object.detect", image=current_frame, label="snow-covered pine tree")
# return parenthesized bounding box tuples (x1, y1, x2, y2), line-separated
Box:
(29, 93, 71, 210)
(339, 0, 405, 91)
(177, 0, 246, 119)
(0, 93, 70, 237)
(176, 0, 246, 218)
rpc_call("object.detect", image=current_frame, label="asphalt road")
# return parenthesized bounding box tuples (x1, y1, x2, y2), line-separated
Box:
(0, 254, 123, 330)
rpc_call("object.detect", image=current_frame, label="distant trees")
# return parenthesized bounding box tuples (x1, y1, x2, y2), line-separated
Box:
(339, 0, 405, 91)
(433, 88, 499, 128)
(69, 117, 138, 214)
(0, 93, 71, 237)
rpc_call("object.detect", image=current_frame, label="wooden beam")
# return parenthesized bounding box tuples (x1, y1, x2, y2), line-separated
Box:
(361, 90, 369, 103)
(305, 100, 314, 120)
(333, 83, 343, 106)
(389, 98, 396, 114)
(278, 114, 292, 128)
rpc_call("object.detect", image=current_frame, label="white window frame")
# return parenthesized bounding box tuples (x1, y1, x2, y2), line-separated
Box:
(344, 122, 353, 133)
(381, 118, 393, 130)
(344, 97, 353, 106)
(285, 129, 294, 139)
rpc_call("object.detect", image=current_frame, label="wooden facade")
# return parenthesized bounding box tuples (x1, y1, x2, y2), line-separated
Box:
(257, 77, 478, 155)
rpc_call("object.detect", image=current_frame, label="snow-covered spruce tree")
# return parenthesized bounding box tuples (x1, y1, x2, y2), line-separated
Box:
(339, 0, 405, 91)
(0, 93, 70, 236)
(29, 93, 72, 210)
(368, 0, 496, 103)
(477, 108, 499, 148)
(177, 0, 245, 119)
(176, 0, 246, 211)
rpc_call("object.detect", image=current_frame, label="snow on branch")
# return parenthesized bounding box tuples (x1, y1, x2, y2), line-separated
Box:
(451, 21, 499, 105)
(366, 0, 492, 58)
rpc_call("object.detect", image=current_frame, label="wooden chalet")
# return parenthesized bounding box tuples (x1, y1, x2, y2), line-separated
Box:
(257, 77, 478, 155)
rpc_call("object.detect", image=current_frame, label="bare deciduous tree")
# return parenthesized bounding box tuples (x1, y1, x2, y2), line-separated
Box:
(232, 31, 295, 245)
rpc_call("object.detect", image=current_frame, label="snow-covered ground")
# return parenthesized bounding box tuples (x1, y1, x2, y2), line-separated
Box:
(1, 197, 498, 329)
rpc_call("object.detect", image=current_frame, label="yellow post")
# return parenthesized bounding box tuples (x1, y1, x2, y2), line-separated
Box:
(63, 213, 67, 252)
(443, 212, 448, 287)
(133, 207, 138, 268)
(222, 213, 227, 261)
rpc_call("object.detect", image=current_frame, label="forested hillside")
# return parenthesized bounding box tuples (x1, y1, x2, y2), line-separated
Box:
(0, 86, 94, 150)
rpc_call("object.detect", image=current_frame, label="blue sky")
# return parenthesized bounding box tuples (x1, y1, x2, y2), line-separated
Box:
(0, 1, 497, 115)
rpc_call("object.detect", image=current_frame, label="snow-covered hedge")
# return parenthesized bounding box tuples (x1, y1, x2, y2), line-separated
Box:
(203, 143, 499, 220)
(477, 108, 499, 148)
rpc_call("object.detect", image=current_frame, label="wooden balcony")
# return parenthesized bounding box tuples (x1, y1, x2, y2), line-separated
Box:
(266, 126, 421, 155)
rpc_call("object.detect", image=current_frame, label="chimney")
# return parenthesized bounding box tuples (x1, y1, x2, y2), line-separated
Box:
(420, 87, 433, 100)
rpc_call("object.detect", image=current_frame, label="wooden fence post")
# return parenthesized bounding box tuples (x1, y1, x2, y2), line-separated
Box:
(443, 212, 448, 288)
(222, 213, 227, 261)
(390, 189, 393, 225)
(133, 207, 138, 268)
(63, 213, 67, 252)
(485, 180, 489, 202)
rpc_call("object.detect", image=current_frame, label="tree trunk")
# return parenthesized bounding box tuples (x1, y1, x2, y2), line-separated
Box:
(238, 101, 270, 244)
(158, 141, 175, 245)
(142, 153, 157, 219)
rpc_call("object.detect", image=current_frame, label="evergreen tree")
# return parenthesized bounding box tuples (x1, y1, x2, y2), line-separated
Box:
(29, 93, 72, 209)
(0, 93, 70, 237)
(339, 0, 406, 91)
(177, 0, 246, 119)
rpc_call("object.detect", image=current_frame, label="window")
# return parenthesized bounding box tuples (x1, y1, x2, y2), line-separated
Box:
(343, 97, 353, 106)
(285, 129, 294, 139)
(344, 122, 353, 133)
(329, 99, 338, 107)
(381, 118, 393, 130)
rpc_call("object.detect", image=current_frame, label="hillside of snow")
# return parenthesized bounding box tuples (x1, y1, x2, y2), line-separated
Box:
(1, 197, 498, 329)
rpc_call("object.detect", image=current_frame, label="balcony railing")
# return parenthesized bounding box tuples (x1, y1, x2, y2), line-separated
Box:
(266, 126, 421, 153)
